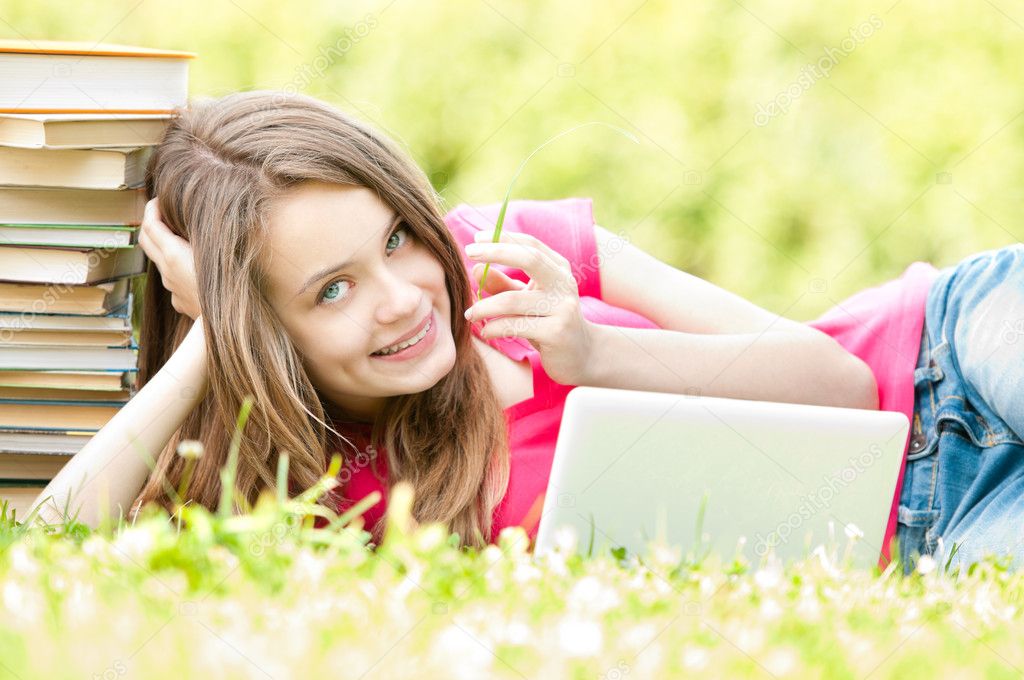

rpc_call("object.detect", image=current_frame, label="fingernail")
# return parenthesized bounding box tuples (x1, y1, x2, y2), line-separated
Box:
(463, 307, 472, 320)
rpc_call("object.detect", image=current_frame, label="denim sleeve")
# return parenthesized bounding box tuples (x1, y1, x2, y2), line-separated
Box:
(949, 245, 1024, 440)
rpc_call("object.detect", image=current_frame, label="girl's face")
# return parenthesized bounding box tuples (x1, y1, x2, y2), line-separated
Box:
(260, 181, 457, 422)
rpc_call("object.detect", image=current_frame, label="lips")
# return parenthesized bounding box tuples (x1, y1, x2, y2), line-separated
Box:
(373, 312, 431, 354)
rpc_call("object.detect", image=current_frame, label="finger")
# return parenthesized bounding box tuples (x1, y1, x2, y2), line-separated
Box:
(140, 213, 167, 258)
(139, 203, 165, 260)
(168, 249, 199, 290)
(465, 242, 565, 290)
(143, 200, 190, 253)
(138, 224, 173, 277)
(473, 263, 528, 295)
(477, 314, 541, 343)
(474, 229, 570, 268)
(465, 289, 550, 322)
(137, 226, 151, 255)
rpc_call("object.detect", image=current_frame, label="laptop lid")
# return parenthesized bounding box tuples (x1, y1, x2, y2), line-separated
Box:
(533, 386, 909, 569)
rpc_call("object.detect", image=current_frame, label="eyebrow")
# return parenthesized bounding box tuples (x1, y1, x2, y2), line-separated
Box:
(293, 212, 402, 300)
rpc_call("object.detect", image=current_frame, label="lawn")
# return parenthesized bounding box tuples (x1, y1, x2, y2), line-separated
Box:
(2, 476, 1022, 679)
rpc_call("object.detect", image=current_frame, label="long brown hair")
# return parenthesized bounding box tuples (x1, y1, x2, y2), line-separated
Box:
(134, 90, 511, 549)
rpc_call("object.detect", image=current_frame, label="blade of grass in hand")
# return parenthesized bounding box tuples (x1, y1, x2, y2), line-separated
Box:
(475, 122, 639, 303)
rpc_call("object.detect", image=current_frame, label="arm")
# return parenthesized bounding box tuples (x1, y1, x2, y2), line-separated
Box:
(583, 322, 878, 409)
(591, 224, 878, 409)
(29, 318, 209, 528)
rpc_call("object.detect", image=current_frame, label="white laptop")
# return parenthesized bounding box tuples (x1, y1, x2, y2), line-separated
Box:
(533, 386, 909, 569)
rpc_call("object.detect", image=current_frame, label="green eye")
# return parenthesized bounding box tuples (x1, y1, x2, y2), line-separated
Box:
(320, 280, 349, 304)
(386, 225, 408, 253)
(317, 225, 409, 306)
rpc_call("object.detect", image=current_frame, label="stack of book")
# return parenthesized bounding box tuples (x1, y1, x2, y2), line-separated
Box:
(0, 39, 193, 519)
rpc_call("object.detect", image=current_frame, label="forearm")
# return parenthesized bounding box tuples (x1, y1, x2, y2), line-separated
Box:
(30, 319, 210, 528)
(582, 322, 878, 410)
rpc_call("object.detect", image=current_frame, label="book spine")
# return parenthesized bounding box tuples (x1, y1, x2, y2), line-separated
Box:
(0, 398, 129, 407)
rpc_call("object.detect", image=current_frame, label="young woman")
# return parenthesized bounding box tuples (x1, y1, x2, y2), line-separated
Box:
(28, 90, 1017, 574)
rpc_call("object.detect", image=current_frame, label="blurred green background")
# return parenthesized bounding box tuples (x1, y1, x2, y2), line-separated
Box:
(5, 0, 1022, 321)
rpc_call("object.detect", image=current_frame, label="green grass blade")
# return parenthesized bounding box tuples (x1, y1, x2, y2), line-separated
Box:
(326, 490, 382, 531)
(475, 121, 639, 303)
(276, 451, 291, 504)
(218, 396, 255, 517)
(586, 510, 596, 559)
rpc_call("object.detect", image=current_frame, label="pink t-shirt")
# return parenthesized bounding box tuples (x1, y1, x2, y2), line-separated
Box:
(332, 197, 937, 567)
(806, 261, 939, 567)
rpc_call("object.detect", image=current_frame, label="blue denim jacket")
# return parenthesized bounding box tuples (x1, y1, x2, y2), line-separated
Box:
(896, 244, 1024, 574)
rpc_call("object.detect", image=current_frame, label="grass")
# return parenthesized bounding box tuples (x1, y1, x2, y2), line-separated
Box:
(474, 122, 638, 303)
(2, 403, 1023, 678)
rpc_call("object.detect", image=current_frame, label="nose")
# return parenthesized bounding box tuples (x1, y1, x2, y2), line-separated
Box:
(374, 270, 423, 327)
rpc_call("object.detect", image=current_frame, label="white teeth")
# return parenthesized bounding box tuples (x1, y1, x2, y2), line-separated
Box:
(373, 318, 431, 356)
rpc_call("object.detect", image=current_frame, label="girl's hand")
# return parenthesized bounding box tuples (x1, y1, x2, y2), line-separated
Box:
(464, 230, 596, 386)
(138, 197, 201, 320)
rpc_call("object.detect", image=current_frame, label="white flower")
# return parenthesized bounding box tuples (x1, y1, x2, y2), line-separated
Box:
(811, 545, 840, 578)
(2, 581, 24, 612)
(64, 579, 96, 624)
(497, 526, 530, 558)
(553, 525, 579, 554)
(795, 592, 822, 621)
(621, 623, 657, 652)
(414, 523, 448, 552)
(176, 439, 205, 459)
(649, 542, 682, 569)
(81, 535, 106, 558)
(557, 616, 603, 657)
(49, 574, 67, 592)
(114, 527, 156, 560)
(539, 549, 569, 576)
(392, 573, 420, 602)
(7, 543, 35, 575)
(844, 523, 864, 541)
(764, 648, 799, 676)
(760, 597, 783, 621)
(292, 549, 326, 584)
(682, 645, 709, 670)
(3, 580, 41, 625)
(501, 620, 531, 645)
(567, 575, 620, 615)
(916, 554, 937, 575)
(754, 557, 783, 590)
(512, 561, 542, 584)
(482, 545, 503, 566)
(431, 625, 493, 679)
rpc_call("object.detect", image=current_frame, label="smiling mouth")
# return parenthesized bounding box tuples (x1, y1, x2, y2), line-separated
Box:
(371, 314, 433, 356)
